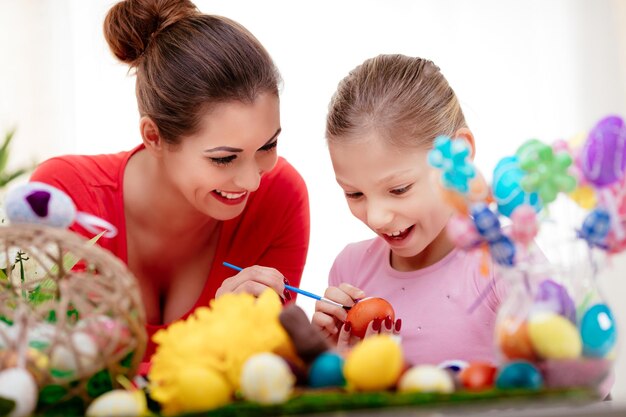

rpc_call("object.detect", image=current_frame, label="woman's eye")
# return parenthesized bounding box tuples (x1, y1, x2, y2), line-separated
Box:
(209, 155, 237, 166)
(345, 192, 363, 200)
(259, 140, 278, 152)
(391, 184, 413, 195)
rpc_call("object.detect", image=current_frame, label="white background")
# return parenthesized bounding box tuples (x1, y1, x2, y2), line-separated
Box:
(1, 0, 626, 401)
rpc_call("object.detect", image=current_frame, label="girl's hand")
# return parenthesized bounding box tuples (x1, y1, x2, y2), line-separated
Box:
(216, 265, 289, 302)
(336, 316, 402, 356)
(312, 283, 365, 341)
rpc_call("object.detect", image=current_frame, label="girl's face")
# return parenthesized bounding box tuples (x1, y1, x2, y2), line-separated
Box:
(329, 133, 454, 269)
(160, 92, 280, 221)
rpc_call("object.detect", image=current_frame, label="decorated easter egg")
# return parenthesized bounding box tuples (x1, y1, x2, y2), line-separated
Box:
(167, 366, 232, 413)
(459, 362, 497, 390)
(580, 115, 626, 187)
(398, 365, 455, 393)
(496, 318, 536, 361)
(0, 368, 38, 417)
(580, 304, 616, 358)
(579, 208, 611, 247)
(343, 335, 403, 391)
(527, 312, 582, 359)
(447, 214, 481, 249)
(532, 279, 577, 323)
(240, 353, 295, 404)
(345, 297, 395, 339)
(308, 352, 345, 388)
(510, 205, 538, 246)
(492, 156, 542, 217)
(5, 182, 76, 228)
(495, 361, 543, 390)
(86, 389, 148, 417)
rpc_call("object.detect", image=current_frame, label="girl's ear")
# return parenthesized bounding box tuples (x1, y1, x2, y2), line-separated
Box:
(454, 127, 476, 160)
(140, 116, 163, 157)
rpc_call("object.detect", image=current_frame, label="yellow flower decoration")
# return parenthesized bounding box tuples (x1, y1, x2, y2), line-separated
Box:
(148, 289, 294, 415)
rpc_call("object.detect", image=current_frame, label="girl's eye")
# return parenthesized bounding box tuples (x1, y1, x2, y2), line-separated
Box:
(209, 155, 237, 166)
(259, 140, 278, 152)
(391, 184, 413, 195)
(345, 192, 363, 200)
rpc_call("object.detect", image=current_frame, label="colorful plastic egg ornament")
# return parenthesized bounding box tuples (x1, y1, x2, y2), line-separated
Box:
(580, 303, 617, 358)
(578, 208, 611, 248)
(308, 352, 345, 388)
(447, 214, 481, 250)
(496, 318, 536, 361)
(510, 205, 539, 247)
(492, 156, 542, 217)
(580, 115, 626, 187)
(495, 361, 543, 390)
(527, 312, 582, 359)
(532, 279, 577, 324)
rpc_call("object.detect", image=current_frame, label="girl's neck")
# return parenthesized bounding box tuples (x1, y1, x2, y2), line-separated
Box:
(390, 225, 455, 272)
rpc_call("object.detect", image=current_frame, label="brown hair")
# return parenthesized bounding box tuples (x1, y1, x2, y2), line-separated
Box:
(103, 0, 281, 144)
(326, 54, 466, 148)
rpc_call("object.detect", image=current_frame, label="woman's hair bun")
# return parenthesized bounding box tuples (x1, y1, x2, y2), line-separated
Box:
(103, 0, 198, 65)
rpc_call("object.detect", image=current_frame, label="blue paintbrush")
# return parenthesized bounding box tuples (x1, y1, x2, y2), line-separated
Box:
(222, 261, 351, 310)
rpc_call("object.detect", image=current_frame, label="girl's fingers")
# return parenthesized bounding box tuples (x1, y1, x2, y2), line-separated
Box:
(337, 283, 366, 302)
(393, 318, 402, 335)
(312, 311, 340, 337)
(363, 318, 383, 338)
(379, 315, 394, 336)
(337, 321, 352, 350)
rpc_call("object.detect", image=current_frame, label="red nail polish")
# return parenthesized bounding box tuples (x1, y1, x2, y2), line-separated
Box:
(344, 321, 351, 333)
(394, 319, 402, 332)
(283, 277, 291, 285)
(283, 288, 292, 301)
(384, 315, 392, 330)
(372, 319, 381, 331)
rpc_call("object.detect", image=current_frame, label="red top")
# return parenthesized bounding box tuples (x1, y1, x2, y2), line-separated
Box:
(30, 145, 310, 362)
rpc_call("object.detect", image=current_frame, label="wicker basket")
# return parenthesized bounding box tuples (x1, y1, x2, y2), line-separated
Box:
(0, 224, 146, 405)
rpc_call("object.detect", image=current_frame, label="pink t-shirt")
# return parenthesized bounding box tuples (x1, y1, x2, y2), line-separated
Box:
(329, 237, 505, 366)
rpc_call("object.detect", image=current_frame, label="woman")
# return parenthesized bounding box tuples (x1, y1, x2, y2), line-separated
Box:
(30, 0, 310, 361)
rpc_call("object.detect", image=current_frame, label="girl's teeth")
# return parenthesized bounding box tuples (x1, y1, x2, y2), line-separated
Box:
(387, 228, 406, 237)
(216, 189, 245, 200)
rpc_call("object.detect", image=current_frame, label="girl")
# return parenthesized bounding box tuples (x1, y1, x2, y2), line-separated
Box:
(312, 54, 503, 366)
(30, 0, 310, 362)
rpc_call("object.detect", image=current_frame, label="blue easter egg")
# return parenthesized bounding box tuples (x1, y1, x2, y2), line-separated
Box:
(580, 303, 617, 357)
(308, 352, 345, 388)
(492, 156, 542, 218)
(495, 361, 543, 390)
(4, 182, 76, 228)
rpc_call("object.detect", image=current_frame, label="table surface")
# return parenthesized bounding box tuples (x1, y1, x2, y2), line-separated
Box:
(302, 399, 626, 417)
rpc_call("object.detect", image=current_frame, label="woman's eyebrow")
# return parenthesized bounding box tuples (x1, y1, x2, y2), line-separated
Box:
(204, 128, 281, 153)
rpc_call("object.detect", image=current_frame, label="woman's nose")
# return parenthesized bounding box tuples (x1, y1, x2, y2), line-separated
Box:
(234, 161, 262, 192)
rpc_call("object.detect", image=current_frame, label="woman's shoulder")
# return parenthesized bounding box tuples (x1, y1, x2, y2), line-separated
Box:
(31, 147, 137, 188)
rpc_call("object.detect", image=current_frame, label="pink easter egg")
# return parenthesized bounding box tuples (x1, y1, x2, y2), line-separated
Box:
(510, 205, 538, 246)
(447, 214, 480, 249)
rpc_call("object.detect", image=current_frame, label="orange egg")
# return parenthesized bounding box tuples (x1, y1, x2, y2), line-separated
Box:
(497, 318, 536, 361)
(346, 297, 395, 339)
(459, 362, 497, 390)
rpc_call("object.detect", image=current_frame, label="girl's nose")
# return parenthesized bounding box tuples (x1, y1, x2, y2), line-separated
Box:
(366, 202, 394, 230)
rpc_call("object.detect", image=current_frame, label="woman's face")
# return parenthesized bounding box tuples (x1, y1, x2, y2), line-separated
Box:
(161, 92, 280, 221)
(329, 132, 454, 268)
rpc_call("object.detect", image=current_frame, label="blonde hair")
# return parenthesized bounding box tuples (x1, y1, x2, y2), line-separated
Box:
(326, 54, 466, 148)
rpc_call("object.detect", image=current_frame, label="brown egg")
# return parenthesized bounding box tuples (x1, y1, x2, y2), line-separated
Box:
(497, 318, 537, 361)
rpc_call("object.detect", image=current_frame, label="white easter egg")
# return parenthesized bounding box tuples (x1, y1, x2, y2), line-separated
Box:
(50, 331, 100, 374)
(86, 389, 147, 417)
(240, 353, 295, 404)
(0, 368, 38, 417)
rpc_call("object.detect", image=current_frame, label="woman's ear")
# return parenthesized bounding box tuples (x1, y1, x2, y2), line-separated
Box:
(139, 116, 163, 157)
(454, 127, 476, 160)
